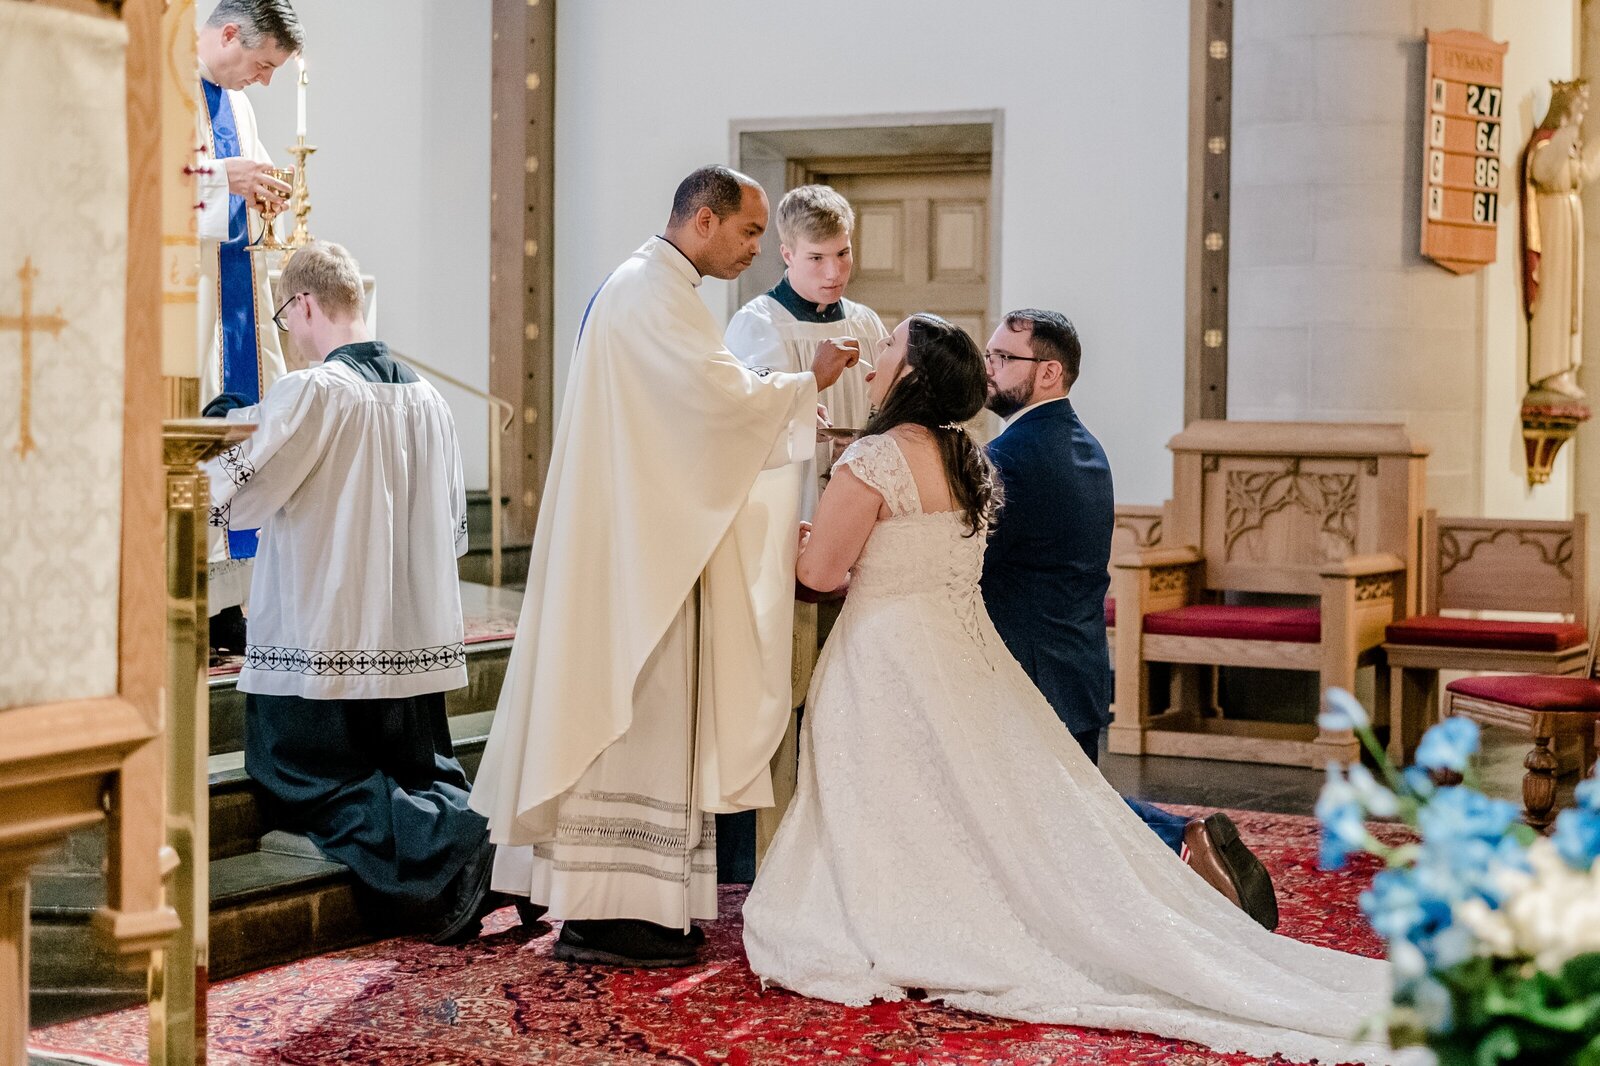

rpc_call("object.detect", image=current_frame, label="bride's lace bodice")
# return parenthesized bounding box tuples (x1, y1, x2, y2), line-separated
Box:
(834, 434, 987, 634)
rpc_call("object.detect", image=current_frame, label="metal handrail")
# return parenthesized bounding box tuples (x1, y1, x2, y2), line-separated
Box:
(392, 349, 514, 586)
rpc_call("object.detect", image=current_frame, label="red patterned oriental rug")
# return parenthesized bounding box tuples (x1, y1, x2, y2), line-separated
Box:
(30, 808, 1404, 1066)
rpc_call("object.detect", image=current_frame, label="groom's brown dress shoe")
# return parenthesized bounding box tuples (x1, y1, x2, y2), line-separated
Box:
(1183, 813, 1279, 931)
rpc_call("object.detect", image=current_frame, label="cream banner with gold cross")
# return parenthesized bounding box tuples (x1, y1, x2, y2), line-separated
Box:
(0, 2, 129, 710)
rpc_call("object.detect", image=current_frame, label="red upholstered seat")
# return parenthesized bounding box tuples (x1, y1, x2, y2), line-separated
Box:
(1446, 673, 1600, 712)
(1105, 597, 1116, 627)
(1142, 605, 1321, 643)
(1387, 615, 1586, 653)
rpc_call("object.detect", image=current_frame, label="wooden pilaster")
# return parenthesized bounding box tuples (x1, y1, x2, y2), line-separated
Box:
(489, 0, 556, 545)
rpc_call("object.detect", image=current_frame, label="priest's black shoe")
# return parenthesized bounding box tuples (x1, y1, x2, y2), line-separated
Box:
(554, 918, 699, 968)
(1183, 812, 1279, 930)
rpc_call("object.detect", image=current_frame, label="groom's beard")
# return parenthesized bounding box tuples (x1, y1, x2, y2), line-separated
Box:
(986, 376, 1035, 420)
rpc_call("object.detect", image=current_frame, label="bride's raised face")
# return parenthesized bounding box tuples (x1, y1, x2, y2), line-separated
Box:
(866, 319, 912, 409)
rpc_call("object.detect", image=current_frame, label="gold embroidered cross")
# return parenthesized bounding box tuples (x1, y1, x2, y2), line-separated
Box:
(0, 258, 67, 458)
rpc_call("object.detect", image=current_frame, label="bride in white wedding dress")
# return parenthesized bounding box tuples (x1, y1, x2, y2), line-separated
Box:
(742, 314, 1393, 1065)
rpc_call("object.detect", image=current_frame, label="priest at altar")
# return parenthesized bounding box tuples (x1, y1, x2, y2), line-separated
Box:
(193, 0, 301, 622)
(470, 166, 860, 967)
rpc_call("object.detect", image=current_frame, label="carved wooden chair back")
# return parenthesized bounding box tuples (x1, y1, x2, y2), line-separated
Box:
(1422, 511, 1587, 627)
(1165, 423, 1425, 608)
(1110, 503, 1169, 582)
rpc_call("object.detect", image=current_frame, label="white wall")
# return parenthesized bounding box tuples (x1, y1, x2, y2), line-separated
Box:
(1228, 0, 1576, 518)
(553, 1, 1191, 506)
(212, 0, 494, 486)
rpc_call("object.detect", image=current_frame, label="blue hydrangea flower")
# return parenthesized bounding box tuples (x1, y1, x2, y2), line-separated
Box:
(1316, 766, 1371, 870)
(1410, 975, 1455, 1034)
(1414, 717, 1480, 774)
(1317, 687, 1371, 733)
(1417, 785, 1517, 848)
(1347, 763, 1399, 818)
(1576, 776, 1600, 814)
(1402, 765, 1438, 801)
(1552, 807, 1600, 872)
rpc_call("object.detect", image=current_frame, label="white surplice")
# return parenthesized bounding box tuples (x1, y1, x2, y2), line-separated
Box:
(195, 61, 288, 614)
(725, 290, 888, 517)
(471, 237, 817, 926)
(204, 343, 469, 701)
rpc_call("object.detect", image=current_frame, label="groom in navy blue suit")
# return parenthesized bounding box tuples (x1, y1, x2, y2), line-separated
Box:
(979, 309, 1277, 930)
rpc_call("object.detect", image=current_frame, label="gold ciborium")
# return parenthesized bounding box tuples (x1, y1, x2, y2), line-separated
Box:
(246, 166, 296, 253)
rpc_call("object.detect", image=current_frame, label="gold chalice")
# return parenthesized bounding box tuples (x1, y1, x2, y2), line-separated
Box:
(246, 166, 296, 253)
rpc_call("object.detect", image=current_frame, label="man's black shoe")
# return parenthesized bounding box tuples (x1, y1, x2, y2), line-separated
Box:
(429, 836, 496, 945)
(554, 918, 698, 968)
(514, 897, 549, 928)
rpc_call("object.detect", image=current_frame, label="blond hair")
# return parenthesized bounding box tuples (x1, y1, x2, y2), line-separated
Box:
(280, 240, 363, 319)
(776, 184, 855, 247)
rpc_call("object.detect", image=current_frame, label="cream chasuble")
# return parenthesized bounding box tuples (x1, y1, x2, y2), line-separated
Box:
(471, 237, 816, 924)
(725, 290, 887, 517)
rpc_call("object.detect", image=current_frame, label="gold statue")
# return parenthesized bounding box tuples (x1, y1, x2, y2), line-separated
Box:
(1522, 80, 1600, 399)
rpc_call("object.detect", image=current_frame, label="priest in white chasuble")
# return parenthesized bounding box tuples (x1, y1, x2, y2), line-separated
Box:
(194, 0, 300, 622)
(726, 184, 890, 518)
(206, 241, 498, 945)
(471, 166, 861, 967)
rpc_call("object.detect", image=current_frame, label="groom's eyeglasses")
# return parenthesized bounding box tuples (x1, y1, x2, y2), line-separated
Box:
(984, 351, 1045, 367)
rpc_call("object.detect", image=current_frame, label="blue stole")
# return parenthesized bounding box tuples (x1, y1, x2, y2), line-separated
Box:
(203, 79, 261, 560)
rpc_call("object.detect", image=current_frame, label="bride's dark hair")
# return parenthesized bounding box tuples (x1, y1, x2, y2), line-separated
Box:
(862, 313, 1002, 537)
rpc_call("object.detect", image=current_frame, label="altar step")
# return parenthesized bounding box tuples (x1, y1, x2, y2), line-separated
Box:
(29, 580, 520, 1028)
(458, 489, 530, 587)
(29, 716, 494, 1027)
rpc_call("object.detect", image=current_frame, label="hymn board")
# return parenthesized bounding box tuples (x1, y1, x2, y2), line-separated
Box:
(1421, 30, 1509, 275)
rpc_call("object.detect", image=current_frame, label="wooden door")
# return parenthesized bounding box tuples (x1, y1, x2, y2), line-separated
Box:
(810, 165, 993, 348)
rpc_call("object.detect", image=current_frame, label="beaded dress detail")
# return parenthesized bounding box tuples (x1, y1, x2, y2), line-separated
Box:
(742, 433, 1392, 1065)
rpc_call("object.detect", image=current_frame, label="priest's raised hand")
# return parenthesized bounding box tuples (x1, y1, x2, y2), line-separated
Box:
(812, 336, 859, 391)
(225, 157, 291, 210)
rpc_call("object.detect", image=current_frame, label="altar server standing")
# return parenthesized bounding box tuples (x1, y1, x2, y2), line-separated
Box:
(725, 184, 890, 517)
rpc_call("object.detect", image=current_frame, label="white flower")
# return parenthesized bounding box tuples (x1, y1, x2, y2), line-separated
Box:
(1454, 838, 1600, 971)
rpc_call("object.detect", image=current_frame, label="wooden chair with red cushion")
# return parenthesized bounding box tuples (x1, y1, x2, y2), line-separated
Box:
(1443, 629, 1600, 832)
(1107, 503, 1168, 658)
(1112, 421, 1428, 768)
(1384, 511, 1588, 764)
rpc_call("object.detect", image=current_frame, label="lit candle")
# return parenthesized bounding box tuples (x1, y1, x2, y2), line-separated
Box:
(296, 56, 307, 138)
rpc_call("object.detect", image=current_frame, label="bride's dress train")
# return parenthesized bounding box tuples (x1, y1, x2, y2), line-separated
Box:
(743, 434, 1393, 1065)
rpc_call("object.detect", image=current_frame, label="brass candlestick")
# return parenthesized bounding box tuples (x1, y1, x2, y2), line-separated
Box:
(287, 139, 317, 249)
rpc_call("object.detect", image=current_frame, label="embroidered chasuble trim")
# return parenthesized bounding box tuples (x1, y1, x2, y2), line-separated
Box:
(245, 642, 467, 677)
(529, 857, 718, 883)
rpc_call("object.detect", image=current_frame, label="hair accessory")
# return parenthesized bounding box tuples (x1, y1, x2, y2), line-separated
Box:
(939, 421, 965, 432)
